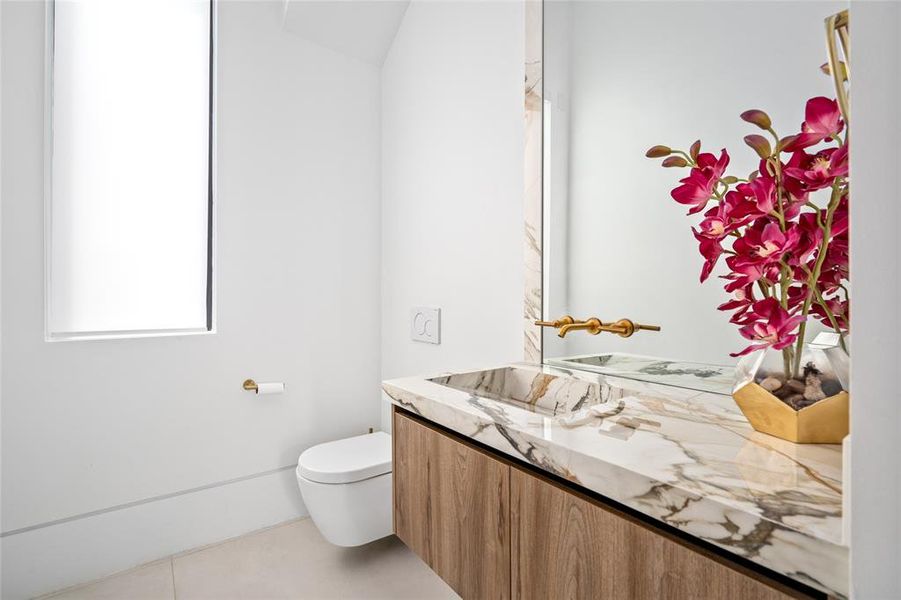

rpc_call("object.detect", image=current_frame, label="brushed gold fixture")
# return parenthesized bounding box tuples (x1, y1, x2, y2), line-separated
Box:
(242, 379, 258, 392)
(556, 317, 661, 339)
(825, 9, 849, 123)
(534, 315, 581, 329)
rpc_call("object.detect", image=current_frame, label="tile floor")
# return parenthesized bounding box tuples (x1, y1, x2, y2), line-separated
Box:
(41, 519, 459, 600)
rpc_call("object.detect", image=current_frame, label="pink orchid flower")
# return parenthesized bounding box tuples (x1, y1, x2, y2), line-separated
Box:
(719, 177, 776, 228)
(783, 97, 845, 151)
(731, 297, 807, 357)
(700, 177, 776, 242)
(671, 149, 730, 214)
(818, 268, 848, 298)
(721, 259, 770, 293)
(692, 227, 724, 282)
(697, 209, 728, 240)
(818, 240, 849, 295)
(812, 297, 849, 330)
(830, 195, 849, 237)
(806, 198, 848, 294)
(758, 157, 808, 216)
(787, 213, 824, 266)
(717, 286, 755, 324)
(783, 144, 849, 191)
(719, 190, 758, 228)
(731, 221, 799, 268)
(697, 199, 743, 241)
(721, 267, 759, 294)
(743, 177, 776, 215)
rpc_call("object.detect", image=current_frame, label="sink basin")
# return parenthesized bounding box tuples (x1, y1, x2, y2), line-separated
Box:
(546, 353, 735, 395)
(429, 366, 605, 416)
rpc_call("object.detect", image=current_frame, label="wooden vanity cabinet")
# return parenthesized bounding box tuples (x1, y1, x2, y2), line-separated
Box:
(510, 468, 800, 600)
(393, 408, 511, 599)
(393, 408, 807, 600)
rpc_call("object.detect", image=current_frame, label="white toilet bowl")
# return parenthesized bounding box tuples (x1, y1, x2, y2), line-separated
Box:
(296, 431, 392, 547)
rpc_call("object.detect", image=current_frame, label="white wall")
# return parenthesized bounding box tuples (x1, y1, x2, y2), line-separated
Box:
(849, 2, 901, 597)
(543, 1, 844, 364)
(0, 2, 382, 597)
(380, 0, 525, 428)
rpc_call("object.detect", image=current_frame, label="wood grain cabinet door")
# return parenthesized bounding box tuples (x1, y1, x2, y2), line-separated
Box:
(393, 410, 511, 600)
(510, 467, 799, 600)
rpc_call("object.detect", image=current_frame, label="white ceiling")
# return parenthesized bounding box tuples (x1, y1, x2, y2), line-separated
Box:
(282, 0, 411, 66)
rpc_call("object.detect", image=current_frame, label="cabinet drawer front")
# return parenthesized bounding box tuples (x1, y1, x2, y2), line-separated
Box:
(510, 467, 798, 600)
(394, 410, 511, 600)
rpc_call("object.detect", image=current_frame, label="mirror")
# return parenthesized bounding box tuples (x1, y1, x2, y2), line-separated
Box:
(541, 1, 848, 392)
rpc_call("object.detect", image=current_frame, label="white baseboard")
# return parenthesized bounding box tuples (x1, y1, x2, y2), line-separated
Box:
(1, 467, 306, 599)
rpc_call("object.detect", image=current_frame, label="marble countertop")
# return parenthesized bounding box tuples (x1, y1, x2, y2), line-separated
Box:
(382, 362, 847, 598)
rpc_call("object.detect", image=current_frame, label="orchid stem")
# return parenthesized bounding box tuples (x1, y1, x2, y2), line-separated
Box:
(812, 288, 849, 354)
(672, 150, 694, 164)
(792, 179, 844, 377)
(783, 347, 793, 382)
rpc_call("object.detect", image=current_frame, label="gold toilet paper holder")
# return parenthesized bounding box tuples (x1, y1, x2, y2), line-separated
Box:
(242, 379, 258, 392)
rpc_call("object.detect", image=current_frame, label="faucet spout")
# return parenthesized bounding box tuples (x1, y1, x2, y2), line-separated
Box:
(558, 318, 603, 338)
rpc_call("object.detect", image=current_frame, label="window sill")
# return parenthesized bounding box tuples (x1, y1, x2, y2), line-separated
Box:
(45, 327, 216, 343)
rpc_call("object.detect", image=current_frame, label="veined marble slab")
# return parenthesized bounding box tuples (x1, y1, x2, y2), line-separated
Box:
(383, 362, 847, 598)
(522, 0, 543, 364)
(548, 352, 736, 395)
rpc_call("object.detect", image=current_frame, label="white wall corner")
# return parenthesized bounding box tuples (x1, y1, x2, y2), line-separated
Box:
(849, 1, 901, 597)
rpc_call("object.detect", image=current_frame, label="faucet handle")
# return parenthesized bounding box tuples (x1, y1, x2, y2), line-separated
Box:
(611, 319, 661, 338)
(535, 315, 581, 329)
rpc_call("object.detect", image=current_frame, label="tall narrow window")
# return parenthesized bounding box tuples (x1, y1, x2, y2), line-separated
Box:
(47, 0, 214, 339)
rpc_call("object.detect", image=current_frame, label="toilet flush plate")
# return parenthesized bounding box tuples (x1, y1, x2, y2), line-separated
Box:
(410, 307, 440, 344)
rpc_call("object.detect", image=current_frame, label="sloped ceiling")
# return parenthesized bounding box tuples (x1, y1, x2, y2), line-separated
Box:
(282, 0, 410, 66)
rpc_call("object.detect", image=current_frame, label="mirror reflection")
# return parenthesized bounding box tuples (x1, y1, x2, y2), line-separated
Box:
(541, 1, 848, 393)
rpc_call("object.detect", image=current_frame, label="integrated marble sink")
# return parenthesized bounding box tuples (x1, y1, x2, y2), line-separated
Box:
(429, 366, 605, 416)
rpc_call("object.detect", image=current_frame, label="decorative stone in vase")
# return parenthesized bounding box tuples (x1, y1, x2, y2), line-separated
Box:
(732, 343, 849, 444)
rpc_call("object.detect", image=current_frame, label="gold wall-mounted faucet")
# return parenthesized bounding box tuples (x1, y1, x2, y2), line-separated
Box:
(558, 318, 661, 338)
(536, 316, 661, 338)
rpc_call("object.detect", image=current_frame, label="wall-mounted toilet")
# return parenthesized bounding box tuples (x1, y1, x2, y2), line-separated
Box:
(296, 431, 393, 547)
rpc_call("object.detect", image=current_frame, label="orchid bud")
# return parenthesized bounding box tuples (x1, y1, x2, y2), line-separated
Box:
(740, 109, 772, 130)
(661, 156, 688, 168)
(689, 140, 701, 161)
(744, 134, 772, 159)
(748, 170, 760, 181)
(645, 145, 672, 158)
(721, 176, 739, 185)
(777, 135, 798, 153)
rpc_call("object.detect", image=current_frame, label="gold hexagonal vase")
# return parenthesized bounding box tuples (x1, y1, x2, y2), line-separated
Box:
(733, 384, 848, 444)
(732, 343, 849, 444)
